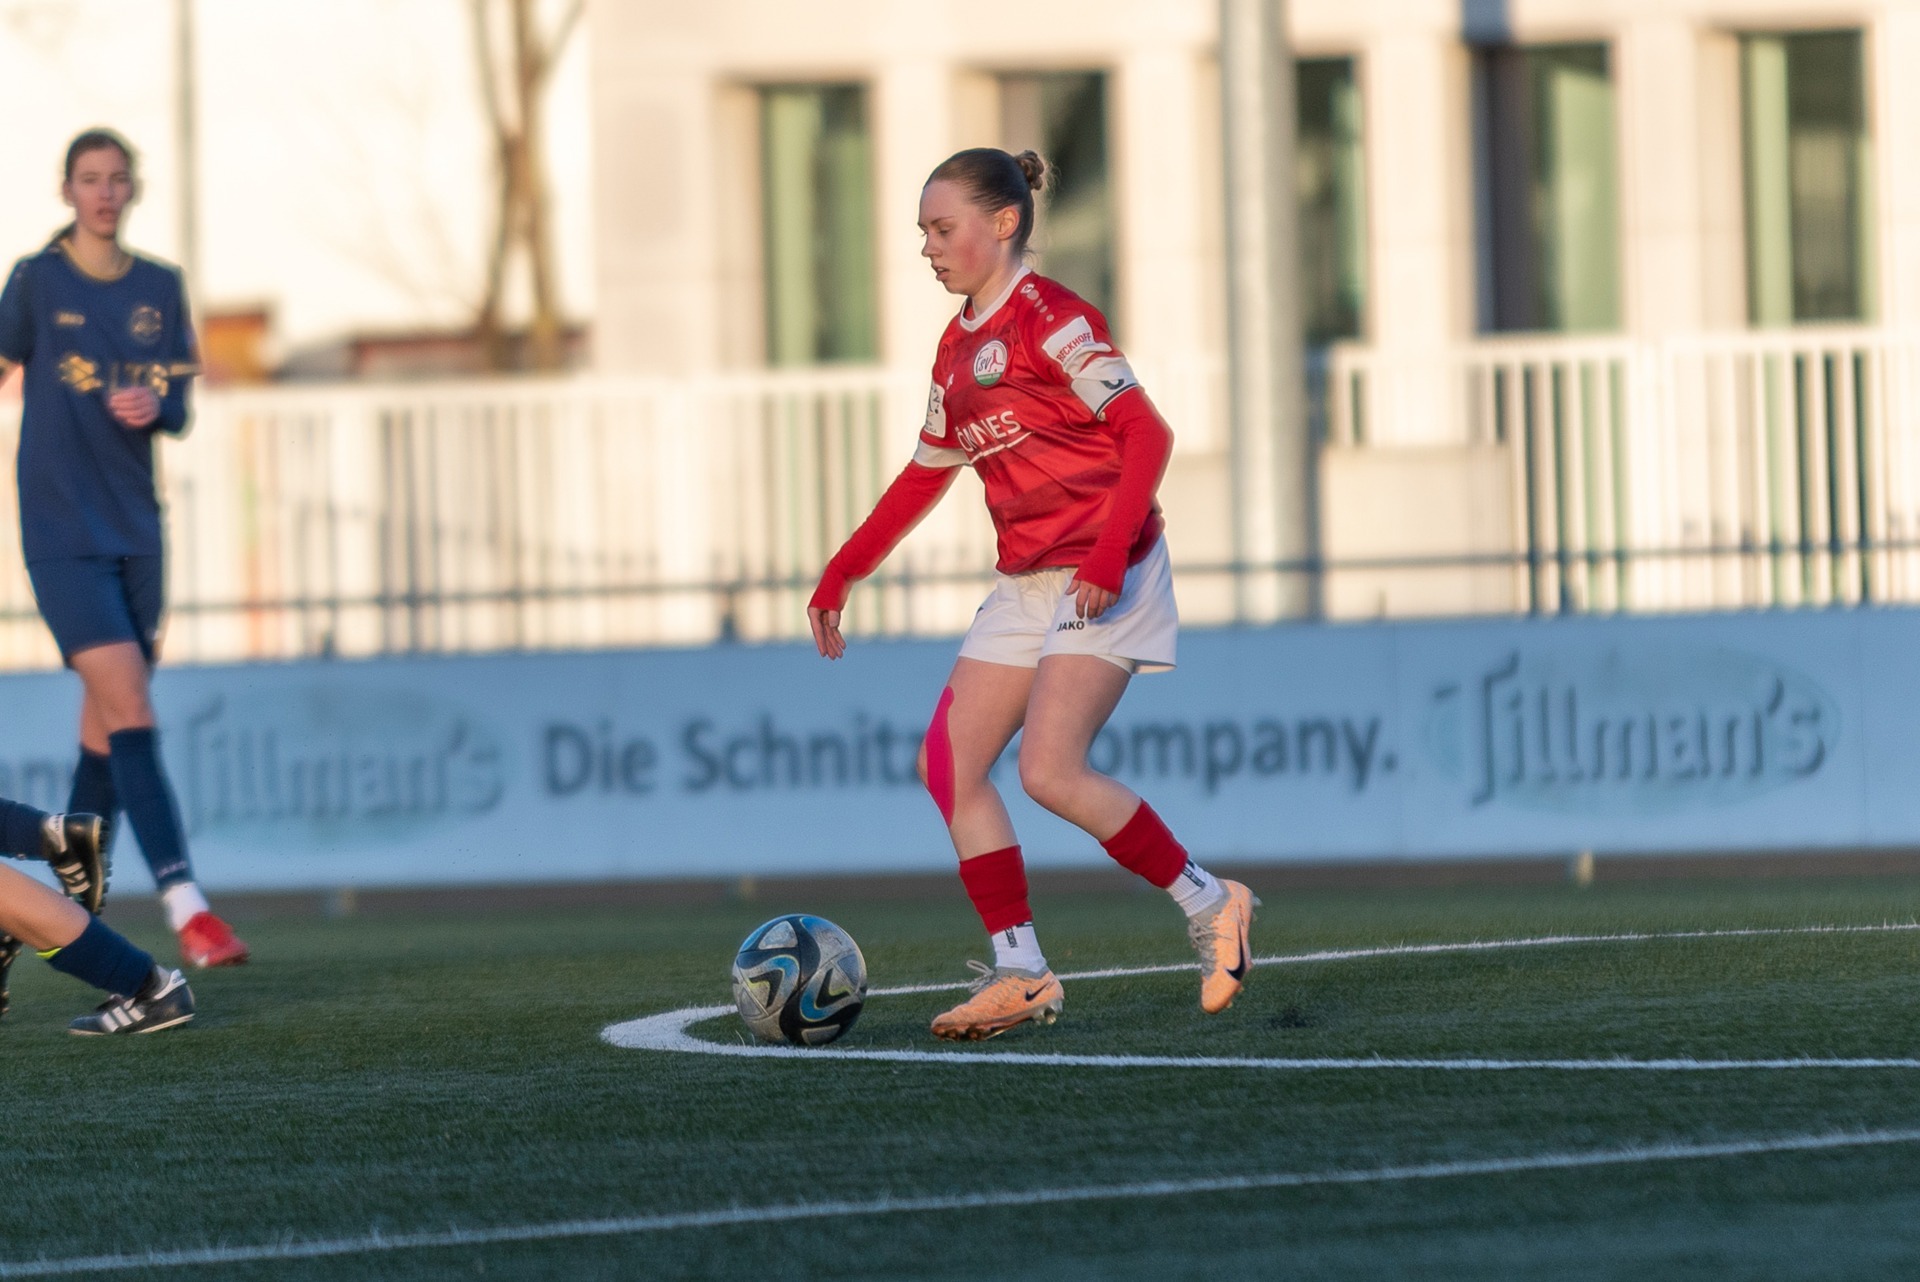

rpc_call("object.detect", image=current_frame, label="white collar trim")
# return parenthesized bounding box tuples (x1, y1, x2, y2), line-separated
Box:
(957, 266, 1032, 333)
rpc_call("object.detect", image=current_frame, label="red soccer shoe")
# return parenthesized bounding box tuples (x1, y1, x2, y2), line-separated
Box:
(179, 912, 251, 969)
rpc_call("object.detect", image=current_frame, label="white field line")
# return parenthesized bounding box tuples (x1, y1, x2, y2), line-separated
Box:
(5, 1127, 1919, 1278)
(602, 922, 1920, 1069)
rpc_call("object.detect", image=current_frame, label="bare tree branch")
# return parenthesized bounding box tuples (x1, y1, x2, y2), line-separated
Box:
(468, 0, 581, 371)
(539, 0, 585, 79)
(469, 0, 510, 137)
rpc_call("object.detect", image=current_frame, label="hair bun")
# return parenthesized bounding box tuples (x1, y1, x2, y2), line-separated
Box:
(1013, 150, 1047, 192)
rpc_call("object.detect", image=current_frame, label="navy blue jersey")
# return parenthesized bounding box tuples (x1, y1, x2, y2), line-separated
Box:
(0, 240, 195, 561)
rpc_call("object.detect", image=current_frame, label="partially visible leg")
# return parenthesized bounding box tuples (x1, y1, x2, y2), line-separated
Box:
(921, 661, 1038, 966)
(0, 864, 192, 1034)
(68, 643, 172, 883)
(919, 659, 1066, 1040)
(0, 797, 49, 859)
(0, 797, 108, 1017)
(70, 641, 247, 967)
(1020, 654, 1258, 1013)
(0, 865, 88, 953)
(0, 791, 107, 911)
(1016, 655, 1139, 839)
(69, 696, 119, 858)
(34, 557, 126, 863)
(920, 658, 1034, 860)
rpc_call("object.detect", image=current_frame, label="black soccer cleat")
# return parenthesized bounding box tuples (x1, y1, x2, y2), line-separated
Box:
(68, 967, 195, 1036)
(0, 932, 19, 1022)
(41, 813, 108, 913)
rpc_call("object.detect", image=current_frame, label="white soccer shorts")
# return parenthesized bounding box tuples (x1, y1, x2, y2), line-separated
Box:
(957, 536, 1178, 674)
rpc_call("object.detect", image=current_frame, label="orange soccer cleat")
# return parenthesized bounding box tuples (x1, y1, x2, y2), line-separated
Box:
(930, 961, 1064, 1041)
(179, 911, 250, 969)
(1189, 880, 1259, 1013)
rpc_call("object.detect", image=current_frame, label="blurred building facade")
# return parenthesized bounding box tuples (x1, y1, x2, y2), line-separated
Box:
(584, 0, 1920, 626)
(5, 0, 1920, 668)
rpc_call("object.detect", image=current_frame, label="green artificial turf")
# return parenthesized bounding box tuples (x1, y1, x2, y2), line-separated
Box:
(3, 874, 1919, 1279)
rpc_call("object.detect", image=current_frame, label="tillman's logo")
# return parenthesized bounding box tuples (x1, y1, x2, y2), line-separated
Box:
(179, 685, 506, 843)
(129, 304, 163, 344)
(972, 340, 1009, 387)
(1424, 646, 1836, 816)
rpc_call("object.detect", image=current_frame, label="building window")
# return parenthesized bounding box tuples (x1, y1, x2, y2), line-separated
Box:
(760, 85, 877, 365)
(999, 71, 1114, 321)
(1741, 31, 1874, 325)
(1476, 44, 1621, 333)
(1296, 57, 1367, 343)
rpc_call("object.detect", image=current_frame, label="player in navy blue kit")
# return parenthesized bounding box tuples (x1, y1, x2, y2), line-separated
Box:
(0, 839, 194, 1035)
(0, 130, 247, 969)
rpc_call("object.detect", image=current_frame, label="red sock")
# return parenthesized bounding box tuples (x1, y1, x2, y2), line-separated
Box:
(1101, 802, 1188, 889)
(957, 846, 1032, 934)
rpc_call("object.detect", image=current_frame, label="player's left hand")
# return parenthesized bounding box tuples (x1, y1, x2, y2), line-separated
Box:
(108, 386, 160, 428)
(1067, 577, 1119, 620)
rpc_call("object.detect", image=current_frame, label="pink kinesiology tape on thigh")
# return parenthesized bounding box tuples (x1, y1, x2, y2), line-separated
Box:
(924, 686, 957, 825)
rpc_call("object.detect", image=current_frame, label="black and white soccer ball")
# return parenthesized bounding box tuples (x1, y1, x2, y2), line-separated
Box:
(730, 914, 867, 1047)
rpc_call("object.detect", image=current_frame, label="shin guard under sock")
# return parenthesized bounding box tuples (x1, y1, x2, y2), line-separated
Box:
(1099, 801, 1189, 888)
(0, 799, 47, 859)
(67, 748, 117, 848)
(40, 916, 156, 998)
(107, 728, 194, 890)
(957, 845, 1034, 935)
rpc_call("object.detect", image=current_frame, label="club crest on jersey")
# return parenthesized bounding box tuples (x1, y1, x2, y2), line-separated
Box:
(972, 340, 1009, 387)
(129, 305, 163, 344)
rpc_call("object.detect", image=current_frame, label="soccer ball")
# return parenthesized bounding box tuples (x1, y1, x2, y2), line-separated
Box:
(730, 914, 867, 1047)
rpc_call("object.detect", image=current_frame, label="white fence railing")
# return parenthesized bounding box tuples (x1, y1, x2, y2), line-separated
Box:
(1320, 329, 1920, 615)
(0, 356, 1225, 668)
(0, 332, 1915, 669)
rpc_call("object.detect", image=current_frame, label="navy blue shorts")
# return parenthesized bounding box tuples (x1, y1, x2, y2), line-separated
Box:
(27, 555, 165, 665)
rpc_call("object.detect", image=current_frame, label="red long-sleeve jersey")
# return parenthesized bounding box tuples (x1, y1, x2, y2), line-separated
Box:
(914, 268, 1164, 575)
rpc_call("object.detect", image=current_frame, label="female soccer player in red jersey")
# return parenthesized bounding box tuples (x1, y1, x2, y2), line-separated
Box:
(0, 130, 248, 968)
(809, 148, 1256, 1040)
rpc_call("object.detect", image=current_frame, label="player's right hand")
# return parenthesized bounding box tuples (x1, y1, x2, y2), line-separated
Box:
(108, 386, 160, 428)
(808, 606, 846, 660)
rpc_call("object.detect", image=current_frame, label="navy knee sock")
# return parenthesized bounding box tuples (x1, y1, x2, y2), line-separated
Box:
(0, 799, 46, 859)
(106, 728, 194, 890)
(40, 916, 156, 998)
(67, 748, 117, 847)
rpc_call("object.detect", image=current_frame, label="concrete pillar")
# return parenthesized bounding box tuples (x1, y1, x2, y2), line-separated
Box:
(1871, 5, 1920, 328)
(1112, 48, 1217, 380)
(873, 60, 961, 368)
(1695, 30, 1749, 331)
(589, 70, 723, 374)
(1220, 0, 1315, 619)
(1112, 42, 1234, 593)
(1616, 16, 1721, 336)
(1361, 27, 1473, 443)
